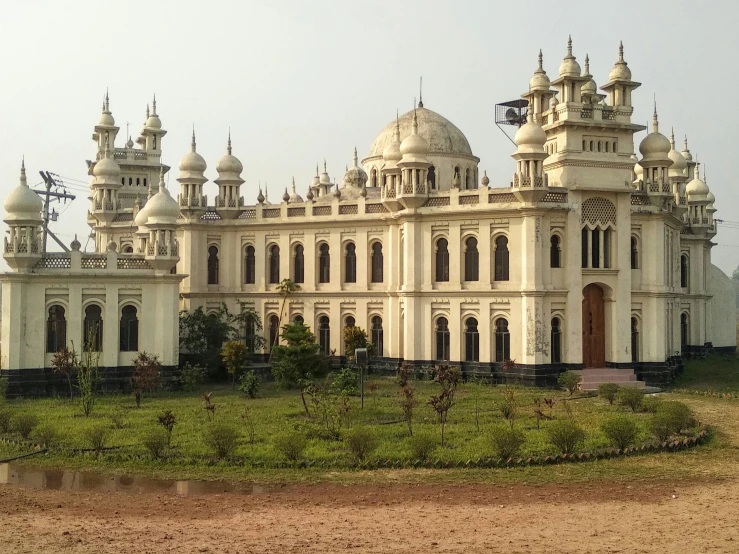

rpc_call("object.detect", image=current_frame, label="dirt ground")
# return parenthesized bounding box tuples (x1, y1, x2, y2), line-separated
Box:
(1, 477, 737, 554)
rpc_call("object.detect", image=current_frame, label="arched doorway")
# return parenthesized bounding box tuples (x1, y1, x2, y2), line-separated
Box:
(582, 284, 605, 368)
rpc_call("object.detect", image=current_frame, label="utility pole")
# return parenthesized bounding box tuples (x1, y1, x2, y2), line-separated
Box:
(35, 171, 76, 253)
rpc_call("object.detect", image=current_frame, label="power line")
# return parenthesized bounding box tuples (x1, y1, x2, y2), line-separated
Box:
(33, 172, 76, 252)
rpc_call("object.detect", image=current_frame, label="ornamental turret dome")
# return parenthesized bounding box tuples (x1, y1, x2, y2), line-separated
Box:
(608, 42, 632, 82)
(686, 164, 709, 201)
(178, 131, 207, 177)
(98, 92, 115, 127)
(342, 148, 368, 188)
(667, 129, 688, 178)
(146, 170, 180, 225)
(638, 107, 671, 162)
(558, 36, 581, 77)
(215, 134, 244, 176)
(93, 143, 122, 186)
(399, 110, 430, 160)
(145, 97, 162, 129)
(319, 161, 331, 185)
(4, 160, 43, 222)
(513, 109, 546, 152)
(134, 199, 149, 229)
(382, 117, 402, 163)
(288, 178, 303, 203)
(632, 155, 643, 181)
(529, 50, 551, 91)
(681, 135, 693, 161)
(581, 54, 597, 96)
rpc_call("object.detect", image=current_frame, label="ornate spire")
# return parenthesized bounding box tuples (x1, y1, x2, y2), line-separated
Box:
(670, 127, 675, 148)
(618, 40, 624, 62)
(418, 76, 423, 108)
(282, 188, 290, 202)
(538, 49, 543, 70)
(394, 110, 400, 142)
(584, 54, 590, 76)
(20, 157, 27, 187)
(652, 101, 659, 133)
(257, 186, 264, 204)
(227, 128, 232, 155)
(158, 166, 166, 193)
(146, 104, 150, 119)
(104, 89, 110, 113)
(151, 94, 157, 115)
(566, 35, 573, 58)
(353, 146, 358, 167)
(191, 126, 197, 152)
(291, 176, 297, 194)
(411, 109, 419, 135)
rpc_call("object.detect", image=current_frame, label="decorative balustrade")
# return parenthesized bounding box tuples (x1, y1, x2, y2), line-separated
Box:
(552, 110, 560, 122)
(403, 181, 414, 194)
(4, 237, 40, 254)
(313, 206, 331, 216)
(540, 113, 549, 125)
(117, 257, 152, 270)
(288, 207, 305, 217)
(489, 193, 517, 203)
(542, 191, 567, 203)
(179, 195, 207, 208)
(580, 109, 593, 119)
(459, 195, 479, 205)
(679, 196, 687, 205)
(601, 109, 616, 121)
(339, 204, 358, 215)
(365, 203, 389, 213)
(81, 255, 107, 269)
(36, 254, 72, 269)
(424, 196, 450, 207)
(239, 208, 257, 219)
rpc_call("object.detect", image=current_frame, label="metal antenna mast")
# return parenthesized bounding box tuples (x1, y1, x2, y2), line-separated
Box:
(35, 171, 76, 252)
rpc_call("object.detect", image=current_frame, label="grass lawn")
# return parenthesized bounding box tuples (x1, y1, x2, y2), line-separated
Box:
(0, 368, 706, 485)
(673, 354, 739, 392)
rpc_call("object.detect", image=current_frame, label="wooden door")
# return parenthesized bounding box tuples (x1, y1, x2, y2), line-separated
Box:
(582, 284, 605, 368)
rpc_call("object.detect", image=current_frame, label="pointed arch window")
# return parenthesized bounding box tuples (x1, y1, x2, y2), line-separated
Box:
(293, 315, 304, 326)
(631, 317, 639, 363)
(630, 237, 638, 270)
(207, 245, 219, 285)
(680, 313, 689, 348)
(268, 314, 280, 352)
(680, 255, 689, 288)
(494, 318, 510, 362)
(344, 242, 357, 283)
(83, 304, 104, 352)
(268, 245, 280, 284)
(494, 236, 509, 281)
(119, 305, 139, 352)
(464, 317, 479, 362)
(371, 316, 383, 356)
(319, 243, 330, 283)
(464, 237, 479, 282)
(550, 235, 561, 268)
(551, 317, 562, 363)
(371, 243, 383, 283)
(46, 305, 67, 353)
(318, 315, 330, 355)
(428, 166, 436, 189)
(465, 168, 472, 190)
(244, 245, 256, 284)
(435, 317, 450, 361)
(370, 168, 378, 188)
(435, 238, 450, 282)
(293, 244, 304, 284)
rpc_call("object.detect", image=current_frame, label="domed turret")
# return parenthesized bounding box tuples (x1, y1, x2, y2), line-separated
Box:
(632, 155, 643, 183)
(342, 148, 369, 188)
(580, 54, 597, 99)
(289, 178, 303, 203)
(178, 130, 207, 178)
(319, 161, 331, 185)
(216, 132, 244, 176)
(146, 169, 180, 225)
(98, 91, 115, 127)
(4, 159, 43, 223)
(667, 128, 688, 179)
(608, 41, 632, 82)
(530, 50, 551, 91)
(681, 135, 693, 162)
(686, 164, 709, 201)
(92, 142, 122, 187)
(513, 109, 547, 154)
(638, 106, 671, 162)
(145, 96, 162, 130)
(382, 116, 402, 165)
(558, 36, 581, 77)
(399, 110, 430, 163)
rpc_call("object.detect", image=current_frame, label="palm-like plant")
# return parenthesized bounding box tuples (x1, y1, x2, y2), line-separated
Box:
(270, 279, 300, 361)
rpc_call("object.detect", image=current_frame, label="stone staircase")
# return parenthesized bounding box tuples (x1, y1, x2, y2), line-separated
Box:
(571, 368, 645, 392)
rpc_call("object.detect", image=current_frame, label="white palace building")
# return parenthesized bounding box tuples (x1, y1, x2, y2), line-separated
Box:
(2, 39, 736, 393)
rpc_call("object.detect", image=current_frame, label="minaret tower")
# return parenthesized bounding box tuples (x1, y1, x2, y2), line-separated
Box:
(380, 114, 403, 211)
(667, 128, 689, 216)
(637, 105, 673, 202)
(138, 95, 167, 158)
(144, 168, 180, 272)
(3, 160, 43, 270)
(177, 130, 208, 220)
(521, 50, 556, 121)
(214, 131, 245, 219)
(549, 36, 589, 105)
(90, 137, 123, 226)
(92, 91, 120, 157)
(601, 42, 641, 119)
(511, 109, 549, 203)
(396, 109, 430, 209)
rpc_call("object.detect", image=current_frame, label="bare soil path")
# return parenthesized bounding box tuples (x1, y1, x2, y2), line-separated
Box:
(1, 476, 737, 553)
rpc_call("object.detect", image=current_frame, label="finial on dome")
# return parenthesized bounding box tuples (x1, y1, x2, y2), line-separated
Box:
(652, 100, 659, 133)
(70, 234, 81, 252)
(257, 186, 264, 204)
(411, 109, 419, 135)
(191, 126, 196, 152)
(618, 41, 624, 61)
(20, 157, 27, 187)
(353, 146, 358, 167)
(567, 35, 573, 57)
(104, 89, 110, 112)
(159, 166, 166, 192)
(146, 104, 150, 119)
(291, 176, 297, 193)
(670, 127, 675, 147)
(333, 183, 341, 198)
(418, 76, 423, 108)
(323, 159, 327, 173)
(227, 128, 232, 155)
(283, 188, 290, 202)
(538, 49, 543, 70)
(151, 94, 157, 115)
(584, 54, 590, 75)
(684, 135, 688, 150)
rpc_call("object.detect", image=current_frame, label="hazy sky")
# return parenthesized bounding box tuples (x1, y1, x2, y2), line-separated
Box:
(1, 0, 737, 275)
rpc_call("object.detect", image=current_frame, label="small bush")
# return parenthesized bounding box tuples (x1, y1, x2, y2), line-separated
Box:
(142, 428, 169, 459)
(273, 431, 308, 461)
(490, 425, 526, 460)
(601, 415, 640, 450)
(157, 410, 177, 447)
(641, 396, 663, 414)
(649, 412, 674, 442)
(598, 383, 621, 405)
(202, 422, 240, 459)
(617, 387, 644, 412)
(238, 370, 260, 399)
(547, 420, 585, 454)
(557, 371, 581, 396)
(0, 409, 12, 433)
(408, 433, 437, 461)
(13, 413, 39, 439)
(179, 363, 206, 392)
(658, 401, 695, 434)
(333, 367, 359, 396)
(344, 426, 379, 462)
(83, 425, 109, 452)
(109, 403, 126, 429)
(31, 423, 60, 449)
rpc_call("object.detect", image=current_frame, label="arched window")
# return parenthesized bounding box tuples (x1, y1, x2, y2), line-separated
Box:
(435, 238, 449, 282)
(453, 166, 461, 185)
(494, 236, 509, 281)
(631, 317, 639, 363)
(581, 227, 612, 269)
(464, 237, 479, 281)
(550, 235, 561, 268)
(345, 315, 356, 329)
(371, 316, 383, 356)
(46, 305, 67, 353)
(207, 245, 219, 285)
(680, 313, 689, 347)
(293, 315, 304, 326)
(293, 244, 304, 284)
(318, 315, 330, 355)
(551, 317, 562, 363)
(465, 168, 472, 189)
(122, 245, 134, 254)
(136, 177, 141, 186)
(129, 177, 133, 186)
(630, 237, 638, 270)
(83, 304, 103, 352)
(582, 140, 587, 151)
(371, 168, 377, 188)
(371, 243, 383, 283)
(464, 317, 479, 362)
(428, 166, 436, 189)
(268, 245, 280, 284)
(680, 255, 689, 288)
(435, 317, 450, 361)
(244, 245, 256, 284)
(119, 305, 139, 352)
(345, 242, 357, 283)
(244, 318, 256, 352)
(495, 318, 510, 362)
(268, 314, 280, 352)
(319, 243, 330, 283)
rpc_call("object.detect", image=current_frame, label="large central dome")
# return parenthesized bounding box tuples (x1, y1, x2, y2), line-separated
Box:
(365, 107, 475, 160)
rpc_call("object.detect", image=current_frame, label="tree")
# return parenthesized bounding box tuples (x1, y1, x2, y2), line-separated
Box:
(51, 346, 77, 399)
(343, 326, 370, 361)
(131, 352, 162, 408)
(222, 340, 248, 390)
(428, 365, 461, 446)
(270, 279, 300, 361)
(76, 327, 101, 417)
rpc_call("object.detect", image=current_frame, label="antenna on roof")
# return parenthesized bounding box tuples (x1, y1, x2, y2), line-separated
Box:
(418, 77, 423, 108)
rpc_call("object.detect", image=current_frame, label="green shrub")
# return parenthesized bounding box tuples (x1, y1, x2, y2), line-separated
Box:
(557, 371, 581, 396)
(83, 425, 109, 452)
(109, 403, 126, 429)
(344, 426, 379, 462)
(333, 367, 359, 396)
(142, 428, 169, 459)
(238, 370, 260, 399)
(157, 410, 177, 447)
(202, 422, 240, 459)
(179, 363, 206, 392)
(657, 401, 695, 434)
(490, 425, 526, 460)
(641, 396, 663, 413)
(546, 420, 585, 454)
(0, 409, 11, 433)
(12, 413, 39, 439)
(598, 383, 621, 405)
(617, 387, 644, 412)
(649, 412, 674, 442)
(408, 433, 437, 461)
(31, 423, 60, 449)
(601, 415, 640, 450)
(273, 431, 308, 461)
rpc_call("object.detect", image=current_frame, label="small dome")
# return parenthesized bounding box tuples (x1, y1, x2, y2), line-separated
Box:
(288, 178, 303, 203)
(399, 110, 430, 159)
(638, 109, 670, 160)
(382, 119, 402, 163)
(706, 190, 716, 205)
(514, 111, 546, 151)
(93, 146, 121, 186)
(215, 135, 244, 179)
(686, 164, 709, 201)
(581, 54, 596, 95)
(311, 166, 320, 187)
(4, 160, 43, 222)
(632, 155, 643, 179)
(98, 93, 115, 127)
(257, 187, 265, 204)
(319, 161, 331, 185)
(126, 136, 135, 149)
(529, 50, 551, 91)
(107, 240, 117, 252)
(558, 36, 581, 77)
(608, 42, 632, 82)
(178, 131, 207, 174)
(681, 136, 693, 161)
(144, 97, 162, 129)
(481, 170, 490, 187)
(667, 130, 688, 177)
(146, 171, 180, 224)
(134, 200, 149, 229)
(343, 148, 369, 188)
(70, 235, 81, 251)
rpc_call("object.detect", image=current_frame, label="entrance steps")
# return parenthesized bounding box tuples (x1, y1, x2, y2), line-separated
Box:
(571, 368, 645, 392)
